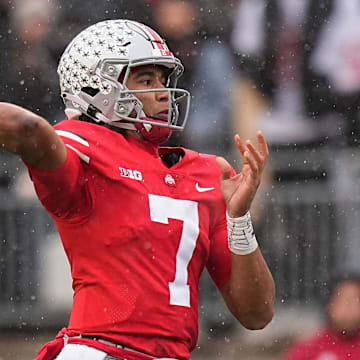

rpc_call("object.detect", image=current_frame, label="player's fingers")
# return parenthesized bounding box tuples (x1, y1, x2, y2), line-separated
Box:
(256, 131, 269, 158)
(244, 151, 259, 176)
(245, 141, 263, 166)
(216, 156, 232, 181)
(234, 134, 247, 155)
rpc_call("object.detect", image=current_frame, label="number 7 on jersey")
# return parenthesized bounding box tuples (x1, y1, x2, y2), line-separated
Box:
(148, 194, 199, 307)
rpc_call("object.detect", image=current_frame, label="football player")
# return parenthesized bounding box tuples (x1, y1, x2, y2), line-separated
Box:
(0, 20, 275, 360)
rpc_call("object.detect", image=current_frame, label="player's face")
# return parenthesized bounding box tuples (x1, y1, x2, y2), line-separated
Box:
(126, 65, 169, 121)
(328, 281, 360, 335)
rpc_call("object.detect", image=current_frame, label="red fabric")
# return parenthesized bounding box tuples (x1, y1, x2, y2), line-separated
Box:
(33, 328, 152, 360)
(27, 120, 232, 360)
(33, 338, 64, 360)
(283, 327, 360, 359)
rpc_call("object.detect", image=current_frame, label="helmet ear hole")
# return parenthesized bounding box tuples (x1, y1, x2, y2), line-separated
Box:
(82, 87, 100, 97)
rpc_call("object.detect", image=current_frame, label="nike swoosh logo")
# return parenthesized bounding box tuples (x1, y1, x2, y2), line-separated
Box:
(195, 182, 215, 192)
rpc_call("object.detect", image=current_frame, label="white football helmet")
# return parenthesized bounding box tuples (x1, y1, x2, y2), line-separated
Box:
(57, 19, 190, 143)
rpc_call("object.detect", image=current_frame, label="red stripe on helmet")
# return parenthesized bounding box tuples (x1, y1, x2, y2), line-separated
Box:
(144, 25, 173, 57)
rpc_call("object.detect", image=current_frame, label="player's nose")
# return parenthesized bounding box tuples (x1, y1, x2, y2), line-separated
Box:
(155, 82, 169, 102)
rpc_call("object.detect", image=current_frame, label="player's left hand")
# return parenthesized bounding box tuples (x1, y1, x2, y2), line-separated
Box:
(216, 131, 269, 218)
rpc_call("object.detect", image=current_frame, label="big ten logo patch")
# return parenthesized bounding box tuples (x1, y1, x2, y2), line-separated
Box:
(119, 167, 143, 181)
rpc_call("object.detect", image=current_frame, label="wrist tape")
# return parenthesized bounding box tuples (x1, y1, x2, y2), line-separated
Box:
(226, 211, 258, 255)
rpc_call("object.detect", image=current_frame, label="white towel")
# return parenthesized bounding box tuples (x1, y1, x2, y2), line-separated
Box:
(56, 344, 107, 360)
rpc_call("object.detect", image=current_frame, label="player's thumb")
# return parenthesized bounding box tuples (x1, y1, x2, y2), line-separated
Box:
(216, 156, 232, 181)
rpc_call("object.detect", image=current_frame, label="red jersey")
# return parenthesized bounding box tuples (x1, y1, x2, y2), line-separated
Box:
(283, 327, 360, 360)
(27, 120, 231, 360)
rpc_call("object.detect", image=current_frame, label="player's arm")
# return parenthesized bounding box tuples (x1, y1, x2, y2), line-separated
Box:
(216, 131, 275, 330)
(0, 102, 67, 169)
(220, 249, 275, 329)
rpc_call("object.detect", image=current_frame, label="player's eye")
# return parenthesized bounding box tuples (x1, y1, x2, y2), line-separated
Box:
(137, 78, 152, 86)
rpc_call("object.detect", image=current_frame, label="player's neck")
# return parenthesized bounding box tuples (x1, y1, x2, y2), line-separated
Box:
(160, 149, 184, 167)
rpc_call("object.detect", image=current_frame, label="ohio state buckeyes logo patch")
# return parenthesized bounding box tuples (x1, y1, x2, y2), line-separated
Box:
(164, 174, 176, 187)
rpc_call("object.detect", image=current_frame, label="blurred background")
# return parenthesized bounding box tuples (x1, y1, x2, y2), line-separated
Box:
(1, 0, 360, 359)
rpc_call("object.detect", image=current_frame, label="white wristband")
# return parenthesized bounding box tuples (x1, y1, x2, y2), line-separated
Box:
(226, 211, 258, 255)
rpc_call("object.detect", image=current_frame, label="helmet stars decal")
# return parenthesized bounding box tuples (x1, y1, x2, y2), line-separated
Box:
(58, 21, 135, 97)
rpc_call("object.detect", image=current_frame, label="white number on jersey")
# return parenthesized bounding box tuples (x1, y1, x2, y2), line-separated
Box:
(148, 194, 199, 307)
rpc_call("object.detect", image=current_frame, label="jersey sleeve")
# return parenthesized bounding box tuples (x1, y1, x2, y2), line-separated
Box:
(26, 146, 92, 221)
